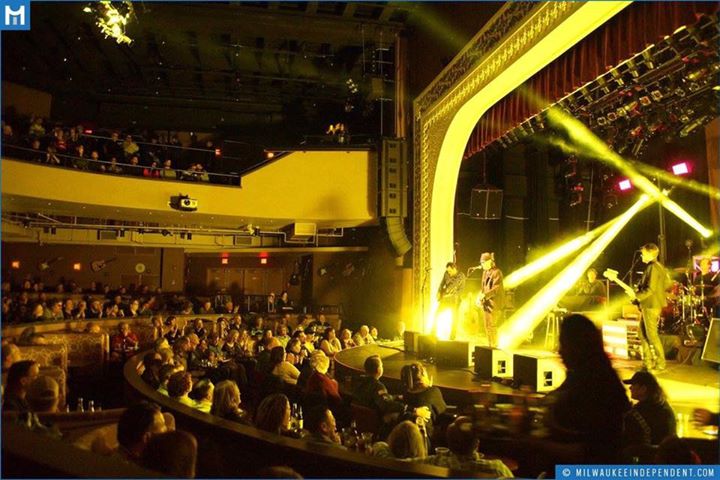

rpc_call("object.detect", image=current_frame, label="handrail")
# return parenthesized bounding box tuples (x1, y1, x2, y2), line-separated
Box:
(123, 349, 457, 478)
(1, 145, 241, 186)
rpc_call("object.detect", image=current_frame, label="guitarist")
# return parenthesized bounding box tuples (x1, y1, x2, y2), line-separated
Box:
(612, 243, 668, 372)
(475, 252, 504, 348)
(437, 262, 466, 340)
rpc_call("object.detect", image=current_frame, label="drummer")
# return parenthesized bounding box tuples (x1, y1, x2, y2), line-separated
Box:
(693, 257, 719, 306)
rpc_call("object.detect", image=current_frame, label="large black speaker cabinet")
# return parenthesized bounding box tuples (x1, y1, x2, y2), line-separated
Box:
(404, 331, 421, 354)
(436, 340, 472, 368)
(513, 352, 566, 392)
(474, 347, 513, 379)
(470, 187, 503, 220)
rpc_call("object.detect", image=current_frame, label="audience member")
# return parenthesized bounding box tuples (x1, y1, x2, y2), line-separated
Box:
(117, 401, 168, 463)
(372, 421, 427, 460)
(400, 362, 446, 438)
(270, 346, 300, 386)
(3, 360, 39, 412)
(211, 380, 249, 425)
(142, 430, 198, 478)
(167, 371, 194, 408)
(255, 393, 292, 436)
(623, 371, 676, 447)
(305, 405, 344, 447)
(319, 327, 342, 357)
(189, 378, 214, 413)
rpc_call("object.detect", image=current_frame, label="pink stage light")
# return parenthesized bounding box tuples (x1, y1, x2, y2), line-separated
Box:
(671, 162, 690, 175)
(618, 179, 633, 191)
(712, 260, 719, 273)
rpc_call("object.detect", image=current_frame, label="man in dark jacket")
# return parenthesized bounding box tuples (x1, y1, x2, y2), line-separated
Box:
(352, 355, 404, 419)
(623, 371, 676, 447)
(633, 243, 669, 371)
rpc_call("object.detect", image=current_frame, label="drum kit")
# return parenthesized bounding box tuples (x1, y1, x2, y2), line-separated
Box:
(661, 269, 719, 343)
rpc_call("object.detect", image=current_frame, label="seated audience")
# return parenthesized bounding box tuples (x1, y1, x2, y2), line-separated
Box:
(255, 393, 293, 436)
(286, 338, 307, 367)
(3, 360, 39, 412)
(305, 405, 344, 447)
(270, 346, 301, 386)
(141, 352, 163, 389)
(275, 324, 291, 348)
(189, 378, 214, 413)
(117, 401, 168, 463)
(164, 316, 183, 344)
(211, 380, 249, 425)
(142, 430, 197, 478)
(319, 327, 342, 357)
(110, 322, 140, 363)
(372, 421, 428, 460)
(429, 416, 514, 477)
(623, 371, 676, 447)
(353, 355, 405, 423)
(353, 325, 375, 346)
(339, 329, 356, 349)
(400, 362, 447, 438)
(167, 371, 195, 408)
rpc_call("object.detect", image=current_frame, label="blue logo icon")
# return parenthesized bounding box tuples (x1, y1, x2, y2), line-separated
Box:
(1, 0, 30, 31)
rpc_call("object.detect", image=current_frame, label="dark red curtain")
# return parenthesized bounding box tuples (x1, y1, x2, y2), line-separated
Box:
(464, 1, 720, 158)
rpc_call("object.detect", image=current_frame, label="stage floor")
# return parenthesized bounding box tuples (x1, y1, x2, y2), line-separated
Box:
(335, 338, 720, 441)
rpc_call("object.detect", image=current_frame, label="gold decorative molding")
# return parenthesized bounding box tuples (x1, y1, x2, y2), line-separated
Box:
(411, 1, 620, 321)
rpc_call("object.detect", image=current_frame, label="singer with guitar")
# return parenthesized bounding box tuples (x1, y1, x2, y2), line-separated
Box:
(475, 252, 504, 348)
(437, 262, 465, 340)
(604, 243, 668, 372)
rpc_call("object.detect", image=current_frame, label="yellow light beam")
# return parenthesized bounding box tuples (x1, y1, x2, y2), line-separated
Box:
(505, 219, 614, 289)
(498, 194, 654, 350)
(546, 107, 713, 238)
(541, 134, 720, 201)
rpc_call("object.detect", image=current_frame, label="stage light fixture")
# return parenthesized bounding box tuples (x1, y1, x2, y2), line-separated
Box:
(499, 194, 653, 350)
(546, 106, 713, 238)
(671, 162, 690, 175)
(618, 179, 633, 191)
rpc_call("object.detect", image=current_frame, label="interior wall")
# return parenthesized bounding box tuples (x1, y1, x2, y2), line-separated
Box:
(1, 243, 168, 291)
(2, 81, 52, 119)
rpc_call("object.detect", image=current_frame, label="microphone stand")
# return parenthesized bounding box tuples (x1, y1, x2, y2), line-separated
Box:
(623, 251, 640, 285)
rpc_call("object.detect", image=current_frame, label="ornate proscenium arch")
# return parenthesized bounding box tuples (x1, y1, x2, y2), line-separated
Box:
(412, 1, 631, 330)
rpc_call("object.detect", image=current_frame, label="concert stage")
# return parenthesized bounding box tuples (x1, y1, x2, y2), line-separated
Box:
(335, 341, 720, 441)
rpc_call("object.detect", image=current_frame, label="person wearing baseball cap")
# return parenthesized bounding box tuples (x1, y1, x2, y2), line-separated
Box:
(475, 252, 505, 348)
(622, 371, 676, 448)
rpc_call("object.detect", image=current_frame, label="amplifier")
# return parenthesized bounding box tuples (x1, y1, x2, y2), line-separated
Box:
(404, 331, 421, 354)
(513, 352, 566, 392)
(417, 334, 437, 359)
(474, 347, 513, 379)
(702, 318, 720, 364)
(436, 340, 472, 368)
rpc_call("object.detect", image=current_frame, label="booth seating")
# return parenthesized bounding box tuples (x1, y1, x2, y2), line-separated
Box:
(16, 344, 69, 408)
(43, 332, 108, 371)
(123, 350, 461, 478)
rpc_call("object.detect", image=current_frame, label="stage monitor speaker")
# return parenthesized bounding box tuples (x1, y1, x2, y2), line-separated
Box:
(513, 353, 566, 392)
(470, 187, 503, 220)
(418, 334, 436, 359)
(474, 347, 513, 379)
(436, 340, 472, 368)
(404, 331, 420, 354)
(701, 318, 720, 363)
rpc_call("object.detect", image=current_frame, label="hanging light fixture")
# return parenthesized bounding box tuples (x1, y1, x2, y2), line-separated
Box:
(83, 1, 135, 45)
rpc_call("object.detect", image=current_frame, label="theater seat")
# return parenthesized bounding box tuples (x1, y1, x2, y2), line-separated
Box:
(350, 403, 380, 436)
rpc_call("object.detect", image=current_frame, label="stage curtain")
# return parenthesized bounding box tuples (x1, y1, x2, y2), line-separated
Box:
(464, 2, 720, 158)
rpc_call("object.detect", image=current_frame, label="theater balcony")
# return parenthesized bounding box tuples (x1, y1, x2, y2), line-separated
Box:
(1, 148, 378, 247)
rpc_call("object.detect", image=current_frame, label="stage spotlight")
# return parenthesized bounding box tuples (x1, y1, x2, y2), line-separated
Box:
(499, 194, 654, 350)
(546, 107, 713, 239)
(618, 179, 633, 191)
(671, 162, 690, 176)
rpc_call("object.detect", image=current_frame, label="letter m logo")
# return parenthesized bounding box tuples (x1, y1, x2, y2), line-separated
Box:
(1, 1, 30, 30)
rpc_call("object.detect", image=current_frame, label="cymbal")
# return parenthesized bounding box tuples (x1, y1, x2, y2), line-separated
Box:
(672, 267, 690, 273)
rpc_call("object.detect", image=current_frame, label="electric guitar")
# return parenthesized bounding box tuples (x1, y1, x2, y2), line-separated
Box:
(474, 292, 494, 313)
(91, 257, 118, 272)
(603, 268, 639, 305)
(38, 257, 64, 271)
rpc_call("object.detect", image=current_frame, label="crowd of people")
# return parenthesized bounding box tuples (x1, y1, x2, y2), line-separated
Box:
(2, 306, 716, 477)
(1, 116, 235, 184)
(0, 278, 306, 325)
